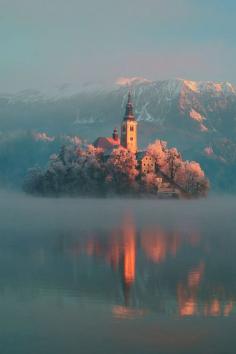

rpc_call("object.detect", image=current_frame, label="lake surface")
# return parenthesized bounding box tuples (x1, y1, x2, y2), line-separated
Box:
(0, 193, 236, 354)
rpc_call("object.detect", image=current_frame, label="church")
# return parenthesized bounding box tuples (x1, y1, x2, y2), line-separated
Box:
(94, 92, 183, 197)
(94, 92, 137, 152)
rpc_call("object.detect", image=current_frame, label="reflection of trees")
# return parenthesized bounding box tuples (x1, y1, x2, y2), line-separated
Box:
(178, 262, 204, 317)
(177, 261, 234, 317)
(141, 228, 181, 263)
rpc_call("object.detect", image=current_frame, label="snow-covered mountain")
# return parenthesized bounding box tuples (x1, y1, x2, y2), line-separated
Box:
(1, 77, 235, 123)
(1, 78, 236, 150)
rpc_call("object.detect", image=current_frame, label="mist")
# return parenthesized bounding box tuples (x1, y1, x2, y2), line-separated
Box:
(1, 191, 236, 239)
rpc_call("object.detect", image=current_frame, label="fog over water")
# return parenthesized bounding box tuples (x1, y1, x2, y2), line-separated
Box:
(2, 191, 236, 230)
(0, 192, 236, 354)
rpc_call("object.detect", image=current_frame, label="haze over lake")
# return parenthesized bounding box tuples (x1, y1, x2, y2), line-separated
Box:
(0, 192, 236, 354)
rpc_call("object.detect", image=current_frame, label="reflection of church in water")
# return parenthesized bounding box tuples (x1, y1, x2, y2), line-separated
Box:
(69, 214, 235, 318)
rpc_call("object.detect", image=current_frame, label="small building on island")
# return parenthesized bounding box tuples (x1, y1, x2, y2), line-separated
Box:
(94, 92, 184, 198)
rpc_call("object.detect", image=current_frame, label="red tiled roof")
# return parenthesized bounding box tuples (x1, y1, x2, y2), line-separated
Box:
(94, 137, 121, 151)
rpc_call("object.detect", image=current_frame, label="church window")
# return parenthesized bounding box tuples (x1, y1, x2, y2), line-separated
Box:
(130, 126, 134, 131)
(130, 137, 133, 141)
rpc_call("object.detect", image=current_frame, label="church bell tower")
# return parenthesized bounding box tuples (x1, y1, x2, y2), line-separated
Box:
(121, 92, 138, 154)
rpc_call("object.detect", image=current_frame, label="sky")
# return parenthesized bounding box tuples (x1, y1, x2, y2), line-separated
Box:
(0, 0, 236, 93)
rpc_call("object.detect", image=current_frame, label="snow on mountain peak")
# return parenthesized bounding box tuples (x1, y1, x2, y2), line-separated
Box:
(189, 109, 208, 132)
(115, 77, 151, 87)
(183, 80, 199, 93)
(179, 79, 236, 95)
(224, 82, 236, 93)
(213, 83, 223, 92)
(189, 109, 205, 123)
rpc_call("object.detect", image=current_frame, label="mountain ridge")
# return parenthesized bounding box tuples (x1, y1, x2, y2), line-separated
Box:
(1, 77, 236, 145)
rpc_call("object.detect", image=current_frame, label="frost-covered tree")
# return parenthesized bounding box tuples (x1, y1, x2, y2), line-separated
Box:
(146, 140, 167, 169)
(23, 166, 44, 194)
(75, 145, 106, 195)
(24, 139, 209, 197)
(146, 140, 209, 196)
(105, 148, 138, 194)
(164, 147, 182, 180)
(175, 161, 209, 196)
(140, 172, 160, 194)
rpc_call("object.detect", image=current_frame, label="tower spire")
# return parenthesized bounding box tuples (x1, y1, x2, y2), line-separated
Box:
(124, 91, 135, 120)
(128, 90, 131, 103)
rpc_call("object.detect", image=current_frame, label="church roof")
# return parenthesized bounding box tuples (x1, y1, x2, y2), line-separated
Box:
(93, 137, 121, 151)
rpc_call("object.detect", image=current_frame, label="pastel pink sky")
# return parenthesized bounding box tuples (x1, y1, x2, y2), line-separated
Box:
(0, 0, 235, 92)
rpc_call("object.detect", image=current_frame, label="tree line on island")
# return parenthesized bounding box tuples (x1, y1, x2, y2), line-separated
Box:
(23, 139, 209, 198)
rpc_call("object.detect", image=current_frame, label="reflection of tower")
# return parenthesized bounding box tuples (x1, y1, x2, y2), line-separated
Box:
(121, 214, 136, 306)
(121, 92, 138, 153)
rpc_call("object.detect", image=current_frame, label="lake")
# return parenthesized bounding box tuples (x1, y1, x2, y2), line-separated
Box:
(0, 193, 236, 354)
